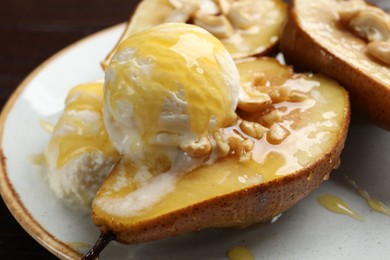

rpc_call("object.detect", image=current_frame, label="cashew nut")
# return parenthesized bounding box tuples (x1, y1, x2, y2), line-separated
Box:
(367, 41, 390, 66)
(227, 3, 254, 30)
(267, 123, 290, 145)
(180, 136, 212, 158)
(238, 96, 271, 113)
(338, 0, 366, 24)
(259, 109, 282, 127)
(238, 82, 272, 113)
(239, 120, 268, 139)
(349, 10, 390, 42)
(214, 130, 230, 157)
(165, 2, 199, 23)
(193, 13, 234, 38)
(215, 0, 232, 15)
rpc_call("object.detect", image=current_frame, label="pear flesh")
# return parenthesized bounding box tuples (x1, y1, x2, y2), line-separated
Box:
(102, 0, 287, 68)
(91, 57, 350, 244)
(280, 0, 390, 130)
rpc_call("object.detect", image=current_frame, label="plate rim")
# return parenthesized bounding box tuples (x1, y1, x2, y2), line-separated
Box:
(0, 22, 124, 259)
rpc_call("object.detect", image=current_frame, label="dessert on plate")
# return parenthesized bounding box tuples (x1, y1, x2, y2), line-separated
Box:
(38, 23, 348, 258)
(43, 5, 352, 258)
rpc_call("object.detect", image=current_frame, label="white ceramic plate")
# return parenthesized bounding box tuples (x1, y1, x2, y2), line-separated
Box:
(2, 3, 390, 259)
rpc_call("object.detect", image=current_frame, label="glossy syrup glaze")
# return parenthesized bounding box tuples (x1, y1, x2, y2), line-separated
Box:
(345, 175, 390, 217)
(94, 58, 348, 221)
(317, 194, 364, 221)
(228, 246, 255, 260)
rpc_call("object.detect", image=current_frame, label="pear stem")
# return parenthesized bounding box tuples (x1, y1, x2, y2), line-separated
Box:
(82, 232, 115, 260)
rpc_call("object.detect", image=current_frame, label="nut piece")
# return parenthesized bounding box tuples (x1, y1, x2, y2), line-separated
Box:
(267, 123, 290, 145)
(180, 136, 212, 158)
(252, 72, 267, 86)
(238, 95, 271, 113)
(228, 131, 245, 157)
(263, 86, 291, 103)
(214, 130, 230, 157)
(165, 2, 199, 23)
(338, 0, 366, 24)
(169, 0, 185, 9)
(227, 3, 254, 29)
(238, 83, 272, 113)
(348, 10, 390, 42)
(215, 0, 232, 15)
(239, 151, 252, 162)
(227, 131, 254, 161)
(367, 41, 390, 66)
(259, 109, 282, 127)
(242, 138, 254, 152)
(193, 13, 235, 38)
(239, 120, 268, 139)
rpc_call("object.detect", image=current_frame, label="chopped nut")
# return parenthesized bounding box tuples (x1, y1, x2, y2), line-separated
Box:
(348, 9, 390, 42)
(259, 109, 282, 127)
(228, 131, 244, 148)
(242, 138, 254, 152)
(214, 0, 232, 15)
(196, 0, 220, 15)
(180, 136, 211, 158)
(263, 86, 291, 103)
(169, 0, 185, 9)
(239, 151, 252, 162)
(214, 130, 230, 156)
(267, 123, 290, 145)
(367, 41, 390, 66)
(227, 3, 254, 29)
(239, 120, 268, 139)
(338, 0, 366, 24)
(227, 131, 254, 160)
(228, 132, 245, 157)
(165, 2, 199, 23)
(238, 95, 271, 113)
(253, 72, 267, 87)
(238, 84, 272, 113)
(193, 13, 235, 38)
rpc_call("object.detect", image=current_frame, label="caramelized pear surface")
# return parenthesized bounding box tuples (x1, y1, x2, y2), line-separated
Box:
(92, 57, 350, 244)
(102, 0, 286, 68)
(280, 0, 390, 130)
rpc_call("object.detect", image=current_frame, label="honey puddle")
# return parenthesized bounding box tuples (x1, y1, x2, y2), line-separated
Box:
(317, 194, 365, 221)
(345, 176, 390, 217)
(228, 246, 255, 260)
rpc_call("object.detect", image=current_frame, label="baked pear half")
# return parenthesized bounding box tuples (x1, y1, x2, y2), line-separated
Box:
(280, 0, 390, 130)
(89, 57, 350, 250)
(102, 0, 287, 68)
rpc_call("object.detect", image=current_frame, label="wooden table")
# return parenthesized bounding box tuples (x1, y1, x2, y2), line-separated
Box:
(0, 1, 137, 258)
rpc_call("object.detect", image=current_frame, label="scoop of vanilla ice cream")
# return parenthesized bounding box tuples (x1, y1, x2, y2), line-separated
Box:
(103, 23, 240, 182)
(46, 83, 119, 210)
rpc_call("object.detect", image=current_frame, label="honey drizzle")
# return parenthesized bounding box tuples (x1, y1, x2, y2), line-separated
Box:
(345, 175, 390, 217)
(317, 194, 365, 221)
(228, 246, 255, 260)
